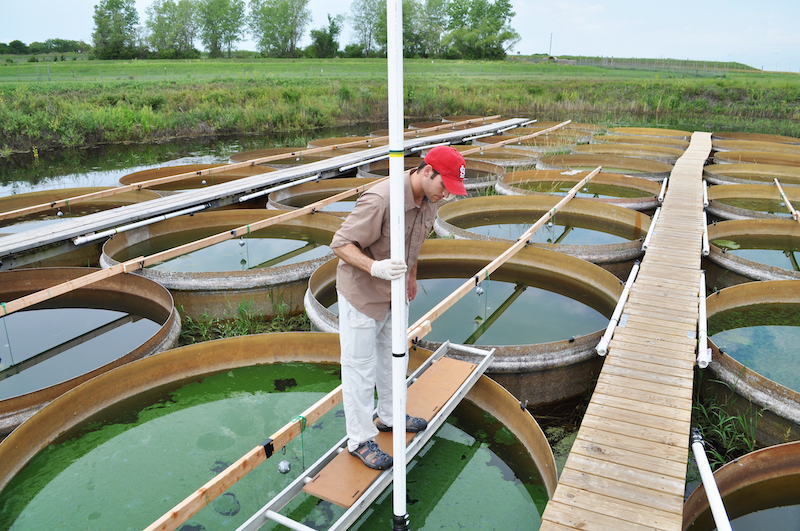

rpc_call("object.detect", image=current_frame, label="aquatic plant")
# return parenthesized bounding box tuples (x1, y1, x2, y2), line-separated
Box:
(178, 299, 311, 346)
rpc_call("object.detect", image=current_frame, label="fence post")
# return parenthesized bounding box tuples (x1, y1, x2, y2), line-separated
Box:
(47, 65, 51, 81)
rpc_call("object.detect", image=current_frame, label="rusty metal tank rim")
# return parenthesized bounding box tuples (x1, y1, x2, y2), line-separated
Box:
(495, 169, 660, 211)
(99, 210, 343, 319)
(704, 163, 800, 187)
(305, 239, 623, 406)
(0, 332, 558, 499)
(571, 143, 684, 165)
(683, 440, 800, 531)
(606, 126, 692, 140)
(711, 131, 800, 145)
(705, 280, 800, 443)
(0, 267, 179, 437)
(705, 183, 800, 221)
(706, 219, 800, 282)
(590, 134, 690, 150)
(714, 150, 800, 167)
(536, 154, 673, 181)
(433, 195, 650, 264)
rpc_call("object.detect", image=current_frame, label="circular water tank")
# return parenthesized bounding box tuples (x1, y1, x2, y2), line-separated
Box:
(305, 239, 623, 407)
(100, 210, 342, 319)
(495, 169, 660, 212)
(704, 163, 800, 186)
(537, 154, 673, 181)
(714, 150, 800, 167)
(0, 267, 179, 436)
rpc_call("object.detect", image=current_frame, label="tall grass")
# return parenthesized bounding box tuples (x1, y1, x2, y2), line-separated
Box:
(1, 59, 798, 154)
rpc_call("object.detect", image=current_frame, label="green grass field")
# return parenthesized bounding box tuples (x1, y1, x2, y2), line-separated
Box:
(1, 57, 798, 155)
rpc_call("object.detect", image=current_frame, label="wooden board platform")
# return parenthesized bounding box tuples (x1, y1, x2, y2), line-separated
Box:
(540, 132, 712, 530)
(302, 356, 477, 508)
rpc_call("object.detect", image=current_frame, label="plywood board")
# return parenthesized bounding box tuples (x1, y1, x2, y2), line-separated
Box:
(301, 356, 476, 508)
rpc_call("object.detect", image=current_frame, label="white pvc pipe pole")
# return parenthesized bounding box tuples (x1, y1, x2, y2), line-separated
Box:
(703, 180, 709, 207)
(387, 0, 409, 529)
(691, 429, 733, 531)
(641, 207, 660, 251)
(702, 211, 710, 257)
(697, 271, 712, 368)
(596, 260, 640, 356)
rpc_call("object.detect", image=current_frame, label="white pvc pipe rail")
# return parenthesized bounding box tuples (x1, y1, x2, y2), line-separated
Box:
(72, 203, 208, 245)
(702, 211, 710, 257)
(237, 174, 320, 202)
(641, 207, 661, 251)
(596, 260, 640, 356)
(703, 180, 709, 207)
(339, 154, 390, 172)
(690, 428, 733, 531)
(697, 270, 712, 368)
(658, 175, 669, 203)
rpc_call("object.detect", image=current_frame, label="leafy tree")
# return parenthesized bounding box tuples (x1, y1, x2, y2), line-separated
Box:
(443, 0, 519, 59)
(0, 43, 8, 55)
(29, 42, 48, 55)
(146, 0, 200, 58)
(249, 0, 311, 58)
(307, 14, 344, 58)
(418, 0, 449, 57)
(198, 0, 245, 58)
(8, 40, 29, 55)
(349, 0, 382, 57)
(92, 0, 140, 59)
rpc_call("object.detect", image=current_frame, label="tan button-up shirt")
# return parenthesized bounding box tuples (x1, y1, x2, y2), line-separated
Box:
(330, 170, 437, 321)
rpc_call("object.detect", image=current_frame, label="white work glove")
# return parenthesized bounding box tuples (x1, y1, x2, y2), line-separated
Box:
(370, 258, 407, 281)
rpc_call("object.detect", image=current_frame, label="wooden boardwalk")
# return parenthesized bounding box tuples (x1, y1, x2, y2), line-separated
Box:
(540, 132, 712, 531)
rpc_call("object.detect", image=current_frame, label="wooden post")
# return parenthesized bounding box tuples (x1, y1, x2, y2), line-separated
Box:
(775, 178, 799, 221)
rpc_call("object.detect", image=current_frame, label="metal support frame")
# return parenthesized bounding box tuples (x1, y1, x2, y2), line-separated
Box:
(236, 341, 495, 531)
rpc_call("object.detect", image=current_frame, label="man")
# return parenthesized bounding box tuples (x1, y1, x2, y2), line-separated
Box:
(330, 145, 468, 470)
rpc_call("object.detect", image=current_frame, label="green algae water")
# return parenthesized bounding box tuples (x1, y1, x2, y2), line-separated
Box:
(448, 212, 634, 245)
(323, 277, 607, 346)
(0, 308, 161, 400)
(712, 235, 800, 272)
(0, 363, 345, 531)
(113, 226, 331, 272)
(715, 198, 795, 218)
(0, 363, 550, 531)
(514, 181, 652, 199)
(256, 400, 548, 531)
(709, 303, 800, 392)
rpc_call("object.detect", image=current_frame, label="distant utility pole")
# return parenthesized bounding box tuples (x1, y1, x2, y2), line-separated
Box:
(549, 33, 553, 56)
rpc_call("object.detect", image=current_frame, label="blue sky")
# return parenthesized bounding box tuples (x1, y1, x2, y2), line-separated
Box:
(1, 0, 799, 72)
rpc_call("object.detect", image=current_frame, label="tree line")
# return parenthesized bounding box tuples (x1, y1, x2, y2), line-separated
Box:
(1, 0, 519, 61)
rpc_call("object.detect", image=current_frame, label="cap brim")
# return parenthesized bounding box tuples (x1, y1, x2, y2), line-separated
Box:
(441, 174, 467, 195)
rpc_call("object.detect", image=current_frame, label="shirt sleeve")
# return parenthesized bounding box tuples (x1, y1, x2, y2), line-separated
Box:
(330, 192, 386, 251)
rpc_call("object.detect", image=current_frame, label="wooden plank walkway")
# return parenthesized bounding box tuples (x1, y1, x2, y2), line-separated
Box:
(539, 132, 712, 531)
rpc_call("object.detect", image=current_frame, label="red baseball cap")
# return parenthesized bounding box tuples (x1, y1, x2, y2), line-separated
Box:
(424, 146, 467, 196)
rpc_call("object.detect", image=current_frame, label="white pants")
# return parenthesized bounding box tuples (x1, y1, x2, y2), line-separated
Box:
(338, 292, 408, 452)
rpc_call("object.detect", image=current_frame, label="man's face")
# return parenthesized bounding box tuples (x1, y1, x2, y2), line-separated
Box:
(423, 172, 450, 203)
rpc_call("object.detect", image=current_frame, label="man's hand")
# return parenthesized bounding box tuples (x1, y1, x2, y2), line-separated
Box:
(370, 258, 407, 281)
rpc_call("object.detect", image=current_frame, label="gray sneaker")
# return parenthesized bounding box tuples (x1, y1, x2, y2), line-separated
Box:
(350, 440, 393, 470)
(376, 414, 428, 433)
